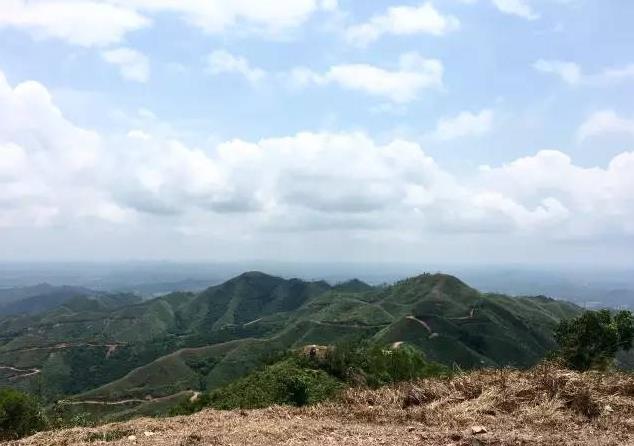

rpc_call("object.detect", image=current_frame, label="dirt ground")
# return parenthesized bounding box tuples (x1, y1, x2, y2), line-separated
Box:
(7, 365, 634, 446)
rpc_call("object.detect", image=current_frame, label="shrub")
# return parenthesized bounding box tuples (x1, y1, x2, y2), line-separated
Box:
(281, 375, 310, 407)
(171, 357, 342, 413)
(320, 342, 449, 388)
(0, 388, 47, 440)
(554, 310, 634, 371)
(171, 342, 447, 415)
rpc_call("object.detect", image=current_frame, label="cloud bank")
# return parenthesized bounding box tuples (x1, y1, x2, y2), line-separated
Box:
(1, 71, 632, 242)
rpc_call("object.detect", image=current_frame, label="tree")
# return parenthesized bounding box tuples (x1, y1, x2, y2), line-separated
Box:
(0, 388, 47, 440)
(554, 310, 634, 371)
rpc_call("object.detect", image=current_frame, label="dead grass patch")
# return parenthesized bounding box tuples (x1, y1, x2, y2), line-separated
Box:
(8, 364, 634, 446)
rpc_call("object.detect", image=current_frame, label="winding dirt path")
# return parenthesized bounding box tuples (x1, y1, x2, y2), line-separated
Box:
(1, 342, 126, 355)
(449, 306, 477, 321)
(0, 365, 41, 380)
(59, 390, 197, 407)
(405, 316, 433, 334)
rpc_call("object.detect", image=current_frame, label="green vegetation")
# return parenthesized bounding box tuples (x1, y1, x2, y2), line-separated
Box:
(208, 357, 341, 410)
(171, 355, 341, 414)
(319, 342, 449, 388)
(554, 310, 634, 371)
(172, 343, 446, 415)
(0, 271, 595, 422)
(0, 388, 47, 440)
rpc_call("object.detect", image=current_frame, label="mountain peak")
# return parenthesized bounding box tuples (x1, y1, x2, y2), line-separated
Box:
(333, 278, 373, 292)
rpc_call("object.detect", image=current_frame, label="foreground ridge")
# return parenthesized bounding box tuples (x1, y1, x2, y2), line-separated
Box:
(9, 365, 634, 446)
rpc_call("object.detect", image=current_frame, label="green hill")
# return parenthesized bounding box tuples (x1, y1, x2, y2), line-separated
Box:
(0, 271, 583, 419)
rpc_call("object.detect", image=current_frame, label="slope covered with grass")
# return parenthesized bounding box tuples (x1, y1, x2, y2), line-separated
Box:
(10, 365, 634, 446)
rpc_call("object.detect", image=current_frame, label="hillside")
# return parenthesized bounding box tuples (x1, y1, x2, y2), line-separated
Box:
(0, 285, 97, 316)
(8, 365, 634, 445)
(0, 272, 582, 418)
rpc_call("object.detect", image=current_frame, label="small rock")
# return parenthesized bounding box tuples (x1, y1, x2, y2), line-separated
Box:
(127, 435, 137, 441)
(604, 405, 614, 413)
(471, 426, 488, 435)
(144, 431, 155, 437)
(407, 426, 416, 432)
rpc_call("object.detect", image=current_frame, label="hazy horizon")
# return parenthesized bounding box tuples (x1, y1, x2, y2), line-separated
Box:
(2, 261, 634, 309)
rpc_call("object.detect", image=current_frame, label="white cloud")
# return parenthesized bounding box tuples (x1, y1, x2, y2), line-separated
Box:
(206, 50, 266, 84)
(345, 2, 460, 46)
(320, 0, 339, 12)
(127, 129, 151, 140)
(478, 150, 634, 236)
(533, 60, 581, 85)
(114, 0, 331, 34)
(1, 69, 633, 240)
(0, 70, 127, 227)
(0, 0, 334, 47)
(102, 47, 150, 83)
(460, 0, 539, 20)
(291, 53, 444, 103)
(577, 110, 634, 141)
(0, 0, 150, 47)
(432, 109, 494, 140)
(534, 59, 634, 86)
(490, 0, 538, 20)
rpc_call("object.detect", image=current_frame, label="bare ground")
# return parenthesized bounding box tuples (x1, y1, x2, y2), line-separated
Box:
(6, 364, 634, 446)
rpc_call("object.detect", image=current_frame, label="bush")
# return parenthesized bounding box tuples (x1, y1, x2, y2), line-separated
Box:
(171, 342, 448, 415)
(554, 310, 634, 371)
(282, 375, 310, 407)
(171, 357, 342, 414)
(0, 388, 47, 440)
(320, 342, 449, 388)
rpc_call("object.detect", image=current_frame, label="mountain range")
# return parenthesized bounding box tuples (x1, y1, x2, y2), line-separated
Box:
(0, 271, 584, 420)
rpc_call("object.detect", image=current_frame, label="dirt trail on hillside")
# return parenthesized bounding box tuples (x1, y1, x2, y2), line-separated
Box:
(9, 365, 634, 446)
(405, 316, 434, 334)
(1, 342, 126, 355)
(449, 306, 477, 321)
(60, 391, 197, 407)
(0, 365, 41, 380)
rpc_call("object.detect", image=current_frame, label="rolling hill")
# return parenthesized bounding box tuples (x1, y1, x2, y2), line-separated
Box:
(0, 271, 583, 419)
(0, 284, 97, 316)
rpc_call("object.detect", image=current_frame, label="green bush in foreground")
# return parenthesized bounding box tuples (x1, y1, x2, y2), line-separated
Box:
(0, 388, 47, 440)
(320, 341, 449, 388)
(171, 357, 342, 415)
(555, 309, 634, 371)
(172, 342, 448, 415)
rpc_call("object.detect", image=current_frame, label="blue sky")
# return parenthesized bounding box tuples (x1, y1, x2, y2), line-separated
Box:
(0, 0, 633, 265)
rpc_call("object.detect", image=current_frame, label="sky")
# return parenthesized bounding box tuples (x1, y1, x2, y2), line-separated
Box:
(0, 0, 633, 265)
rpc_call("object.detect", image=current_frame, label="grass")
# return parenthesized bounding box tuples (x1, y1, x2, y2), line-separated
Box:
(85, 429, 133, 442)
(11, 364, 634, 446)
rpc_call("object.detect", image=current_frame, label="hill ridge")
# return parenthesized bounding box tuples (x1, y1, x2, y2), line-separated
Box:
(0, 271, 582, 419)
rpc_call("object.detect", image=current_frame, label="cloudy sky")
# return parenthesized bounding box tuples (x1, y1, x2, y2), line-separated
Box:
(0, 0, 633, 265)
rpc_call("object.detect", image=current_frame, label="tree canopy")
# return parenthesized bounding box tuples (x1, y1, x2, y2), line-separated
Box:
(0, 388, 47, 440)
(554, 309, 634, 371)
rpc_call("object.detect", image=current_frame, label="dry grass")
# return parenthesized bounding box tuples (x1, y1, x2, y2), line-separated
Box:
(7, 364, 634, 446)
